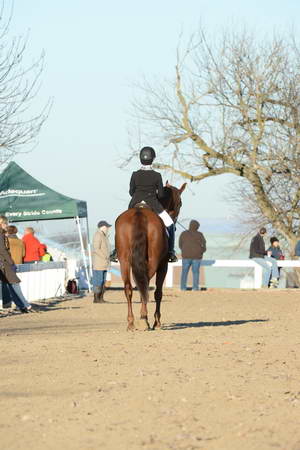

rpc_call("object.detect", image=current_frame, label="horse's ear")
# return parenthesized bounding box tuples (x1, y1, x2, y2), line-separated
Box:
(165, 180, 170, 187)
(179, 183, 187, 194)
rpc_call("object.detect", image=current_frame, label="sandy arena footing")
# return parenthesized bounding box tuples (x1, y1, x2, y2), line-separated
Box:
(1, 288, 300, 450)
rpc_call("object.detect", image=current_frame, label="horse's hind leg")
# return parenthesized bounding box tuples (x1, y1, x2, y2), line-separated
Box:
(120, 260, 135, 331)
(139, 287, 150, 330)
(125, 280, 134, 331)
(153, 259, 168, 329)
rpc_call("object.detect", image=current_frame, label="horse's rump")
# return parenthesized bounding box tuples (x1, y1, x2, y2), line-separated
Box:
(115, 207, 167, 280)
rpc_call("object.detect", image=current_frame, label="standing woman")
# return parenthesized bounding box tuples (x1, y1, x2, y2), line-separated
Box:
(92, 220, 111, 303)
(0, 216, 31, 312)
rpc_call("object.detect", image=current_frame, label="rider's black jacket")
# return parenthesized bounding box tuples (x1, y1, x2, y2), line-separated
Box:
(128, 169, 164, 213)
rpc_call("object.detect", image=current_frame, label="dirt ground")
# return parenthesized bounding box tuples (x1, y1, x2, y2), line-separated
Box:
(1, 288, 300, 450)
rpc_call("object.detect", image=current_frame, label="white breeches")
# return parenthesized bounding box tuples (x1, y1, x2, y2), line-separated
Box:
(159, 210, 173, 227)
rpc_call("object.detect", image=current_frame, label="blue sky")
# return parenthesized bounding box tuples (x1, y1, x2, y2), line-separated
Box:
(8, 0, 299, 231)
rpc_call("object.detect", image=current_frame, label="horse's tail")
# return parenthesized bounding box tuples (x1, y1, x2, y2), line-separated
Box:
(131, 209, 149, 301)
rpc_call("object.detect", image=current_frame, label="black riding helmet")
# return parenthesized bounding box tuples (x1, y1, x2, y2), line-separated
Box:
(139, 146, 156, 165)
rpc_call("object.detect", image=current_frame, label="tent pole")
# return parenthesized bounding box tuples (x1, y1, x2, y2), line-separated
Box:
(75, 216, 91, 292)
(85, 215, 93, 279)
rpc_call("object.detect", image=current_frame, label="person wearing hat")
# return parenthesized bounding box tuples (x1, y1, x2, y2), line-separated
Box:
(249, 227, 279, 288)
(267, 237, 284, 261)
(128, 146, 177, 262)
(92, 220, 111, 303)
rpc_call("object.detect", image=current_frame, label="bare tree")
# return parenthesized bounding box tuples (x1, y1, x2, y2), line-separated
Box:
(0, 1, 50, 165)
(128, 28, 300, 253)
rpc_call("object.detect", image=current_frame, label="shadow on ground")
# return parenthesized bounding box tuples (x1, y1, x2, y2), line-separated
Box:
(163, 319, 269, 330)
(0, 305, 81, 319)
(107, 287, 155, 291)
(0, 295, 85, 319)
(0, 321, 123, 336)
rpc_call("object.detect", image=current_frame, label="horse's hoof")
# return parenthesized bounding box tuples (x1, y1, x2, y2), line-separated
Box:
(136, 319, 151, 331)
(152, 322, 161, 330)
(127, 323, 135, 332)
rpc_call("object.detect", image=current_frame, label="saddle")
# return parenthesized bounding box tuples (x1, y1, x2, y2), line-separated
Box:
(134, 202, 168, 233)
(134, 201, 152, 210)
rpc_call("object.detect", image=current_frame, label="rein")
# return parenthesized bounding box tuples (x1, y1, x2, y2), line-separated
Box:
(176, 220, 188, 231)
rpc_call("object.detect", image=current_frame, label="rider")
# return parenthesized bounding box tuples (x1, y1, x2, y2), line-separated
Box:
(128, 146, 177, 263)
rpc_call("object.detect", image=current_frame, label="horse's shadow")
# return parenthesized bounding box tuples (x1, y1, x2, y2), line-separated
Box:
(163, 318, 268, 330)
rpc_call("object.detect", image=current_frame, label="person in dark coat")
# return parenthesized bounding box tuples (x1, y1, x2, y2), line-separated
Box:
(179, 220, 206, 290)
(129, 164, 164, 214)
(128, 146, 177, 262)
(0, 216, 31, 312)
(249, 227, 279, 288)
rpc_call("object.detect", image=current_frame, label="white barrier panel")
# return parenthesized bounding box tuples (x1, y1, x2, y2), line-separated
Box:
(0, 262, 66, 307)
(166, 260, 300, 289)
(109, 259, 300, 289)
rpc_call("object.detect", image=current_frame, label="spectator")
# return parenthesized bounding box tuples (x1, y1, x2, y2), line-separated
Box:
(179, 220, 206, 291)
(0, 216, 32, 312)
(249, 227, 279, 288)
(267, 236, 284, 287)
(267, 237, 284, 260)
(22, 227, 45, 263)
(6, 225, 25, 264)
(41, 244, 53, 262)
(295, 240, 300, 257)
(92, 220, 111, 303)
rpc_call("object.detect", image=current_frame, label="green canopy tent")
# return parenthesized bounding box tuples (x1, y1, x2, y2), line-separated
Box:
(0, 161, 92, 290)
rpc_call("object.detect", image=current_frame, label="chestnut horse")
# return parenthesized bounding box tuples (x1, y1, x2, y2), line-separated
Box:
(115, 182, 186, 331)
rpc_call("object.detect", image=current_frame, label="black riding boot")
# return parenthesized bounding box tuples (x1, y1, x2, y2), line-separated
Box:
(93, 286, 102, 303)
(98, 284, 106, 303)
(167, 224, 178, 263)
(110, 249, 118, 263)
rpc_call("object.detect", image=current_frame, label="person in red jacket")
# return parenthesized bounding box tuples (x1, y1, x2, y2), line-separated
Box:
(22, 227, 45, 263)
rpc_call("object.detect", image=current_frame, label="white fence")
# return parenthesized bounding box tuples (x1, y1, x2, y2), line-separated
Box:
(0, 262, 66, 308)
(108, 259, 300, 289)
